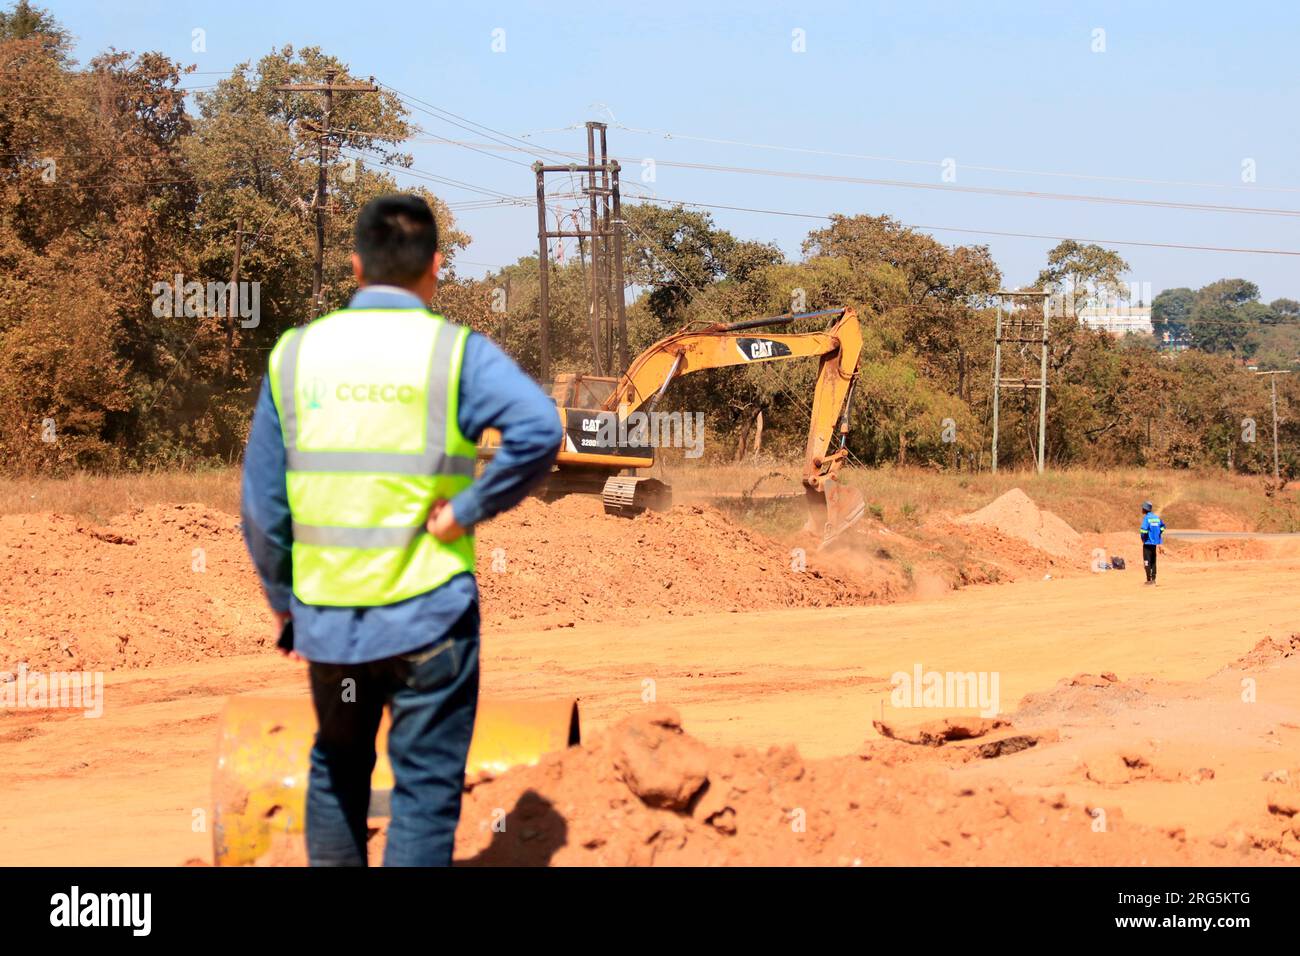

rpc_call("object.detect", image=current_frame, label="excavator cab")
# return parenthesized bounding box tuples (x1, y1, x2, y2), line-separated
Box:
(549, 373, 617, 408)
(542, 374, 671, 515)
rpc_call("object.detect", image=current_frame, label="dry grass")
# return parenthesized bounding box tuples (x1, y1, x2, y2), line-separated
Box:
(2, 462, 1293, 533)
(660, 459, 1296, 533)
(0, 469, 240, 521)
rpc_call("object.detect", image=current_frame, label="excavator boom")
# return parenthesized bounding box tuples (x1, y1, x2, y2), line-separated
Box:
(498, 307, 866, 543)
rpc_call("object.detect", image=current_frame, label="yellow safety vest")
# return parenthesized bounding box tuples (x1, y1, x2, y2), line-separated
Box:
(268, 308, 476, 607)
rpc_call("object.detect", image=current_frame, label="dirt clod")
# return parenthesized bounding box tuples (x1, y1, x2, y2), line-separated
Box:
(611, 705, 710, 810)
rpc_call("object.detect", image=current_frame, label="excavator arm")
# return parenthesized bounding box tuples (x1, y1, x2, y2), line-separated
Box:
(480, 307, 866, 541)
(601, 307, 865, 541)
(604, 308, 858, 413)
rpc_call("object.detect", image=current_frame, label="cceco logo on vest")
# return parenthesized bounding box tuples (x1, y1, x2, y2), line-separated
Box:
(302, 378, 419, 409)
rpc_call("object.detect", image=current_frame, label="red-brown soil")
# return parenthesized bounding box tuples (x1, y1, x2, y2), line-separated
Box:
(2, 487, 1299, 866)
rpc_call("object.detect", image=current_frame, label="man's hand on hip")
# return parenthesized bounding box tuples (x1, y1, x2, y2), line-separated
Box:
(427, 499, 467, 543)
(272, 609, 300, 661)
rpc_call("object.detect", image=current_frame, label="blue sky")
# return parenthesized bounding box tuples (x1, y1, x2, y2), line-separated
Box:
(49, 0, 1300, 299)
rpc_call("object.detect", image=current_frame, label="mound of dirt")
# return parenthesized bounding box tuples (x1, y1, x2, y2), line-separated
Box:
(1012, 672, 1153, 728)
(1, 497, 900, 672)
(474, 496, 901, 631)
(938, 520, 1065, 576)
(447, 704, 1257, 865)
(954, 489, 1082, 559)
(1169, 539, 1271, 562)
(1223, 633, 1300, 671)
(0, 506, 270, 673)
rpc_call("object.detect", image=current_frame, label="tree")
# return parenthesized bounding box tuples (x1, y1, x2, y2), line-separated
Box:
(0, 21, 196, 470)
(622, 203, 781, 327)
(0, 0, 68, 61)
(1188, 278, 1265, 355)
(802, 213, 999, 308)
(1035, 240, 1131, 320)
(1269, 298, 1300, 323)
(801, 213, 999, 411)
(1151, 286, 1194, 346)
(0, 18, 472, 472)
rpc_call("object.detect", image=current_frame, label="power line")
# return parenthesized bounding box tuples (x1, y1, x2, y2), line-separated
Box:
(376, 82, 561, 166)
(628, 196, 1300, 257)
(336, 145, 518, 201)
(415, 138, 1300, 219)
(359, 94, 537, 170)
(416, 183, 1300, 258)
(608, 122, 1300, 197)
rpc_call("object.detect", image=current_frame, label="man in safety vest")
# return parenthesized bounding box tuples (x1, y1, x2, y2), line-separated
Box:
(241, 195, 562, 866)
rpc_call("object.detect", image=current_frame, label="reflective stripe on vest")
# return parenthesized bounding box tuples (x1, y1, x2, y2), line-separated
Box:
(269, 308, 476, 607)
(278, 318, 475, 483)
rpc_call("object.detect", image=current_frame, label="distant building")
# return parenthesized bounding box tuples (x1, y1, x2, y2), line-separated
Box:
(1077, 299, 1154, 337)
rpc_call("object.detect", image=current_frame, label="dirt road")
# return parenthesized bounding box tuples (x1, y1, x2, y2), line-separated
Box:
(3, 551, 1297, 865)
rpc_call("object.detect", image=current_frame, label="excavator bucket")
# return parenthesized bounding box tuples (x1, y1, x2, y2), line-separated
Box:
(211, 693, 580, 866)
(805, 475, 866, 546)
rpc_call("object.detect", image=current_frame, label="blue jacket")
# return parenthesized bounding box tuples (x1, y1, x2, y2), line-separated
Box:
(240, 286, 562, 663)
(1140, 513, 1165, 545)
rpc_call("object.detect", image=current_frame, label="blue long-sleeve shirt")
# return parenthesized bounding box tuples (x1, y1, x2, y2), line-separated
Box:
(240, 285, 562, 663)
(1140, 513, 1165, 545)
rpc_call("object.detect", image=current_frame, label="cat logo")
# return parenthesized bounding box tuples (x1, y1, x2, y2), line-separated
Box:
(736, 337, 792, 361)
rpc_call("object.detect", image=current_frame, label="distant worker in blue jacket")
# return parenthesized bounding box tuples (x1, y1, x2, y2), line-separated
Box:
(1139, 501, 1166, 586)
(241, 195, 562, 867)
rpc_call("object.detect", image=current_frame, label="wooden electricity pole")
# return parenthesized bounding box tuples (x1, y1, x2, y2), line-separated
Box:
(1254, 369, 1291, 481)
(222, 217, 246, 377)
(991, 290, 1052, 474)
(531, 121, 629, 384)
(274, 70, 378, 316)
(533, 164, 551, 381)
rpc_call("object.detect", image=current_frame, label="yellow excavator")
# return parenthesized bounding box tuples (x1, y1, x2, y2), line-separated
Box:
(211, 308, 865, 864)
(481, 306, 866, 542)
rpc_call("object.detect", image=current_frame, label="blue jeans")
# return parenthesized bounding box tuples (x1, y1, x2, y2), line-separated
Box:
(305, 603, 480, 867)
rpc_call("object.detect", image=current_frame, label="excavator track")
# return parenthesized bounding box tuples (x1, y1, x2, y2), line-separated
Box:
(602, 476, 673, 517)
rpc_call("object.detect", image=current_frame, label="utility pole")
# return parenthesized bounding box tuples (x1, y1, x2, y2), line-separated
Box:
(1037, 295, 1050, 475)
(274, 70, 378, 317)
(532, 122, 629, 384)
(222, 217, 246, 377)
(1254, 369, 1291, 482)
(991, 290, 1052, 474)
(609, 159, 629, 371)
(991, 305, 1002, 473)
(533, 163, 551, 382)
(586, 123, 606, 375)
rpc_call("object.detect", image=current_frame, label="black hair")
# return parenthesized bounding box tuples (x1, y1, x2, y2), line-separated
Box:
(353, 194, 439, 285)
